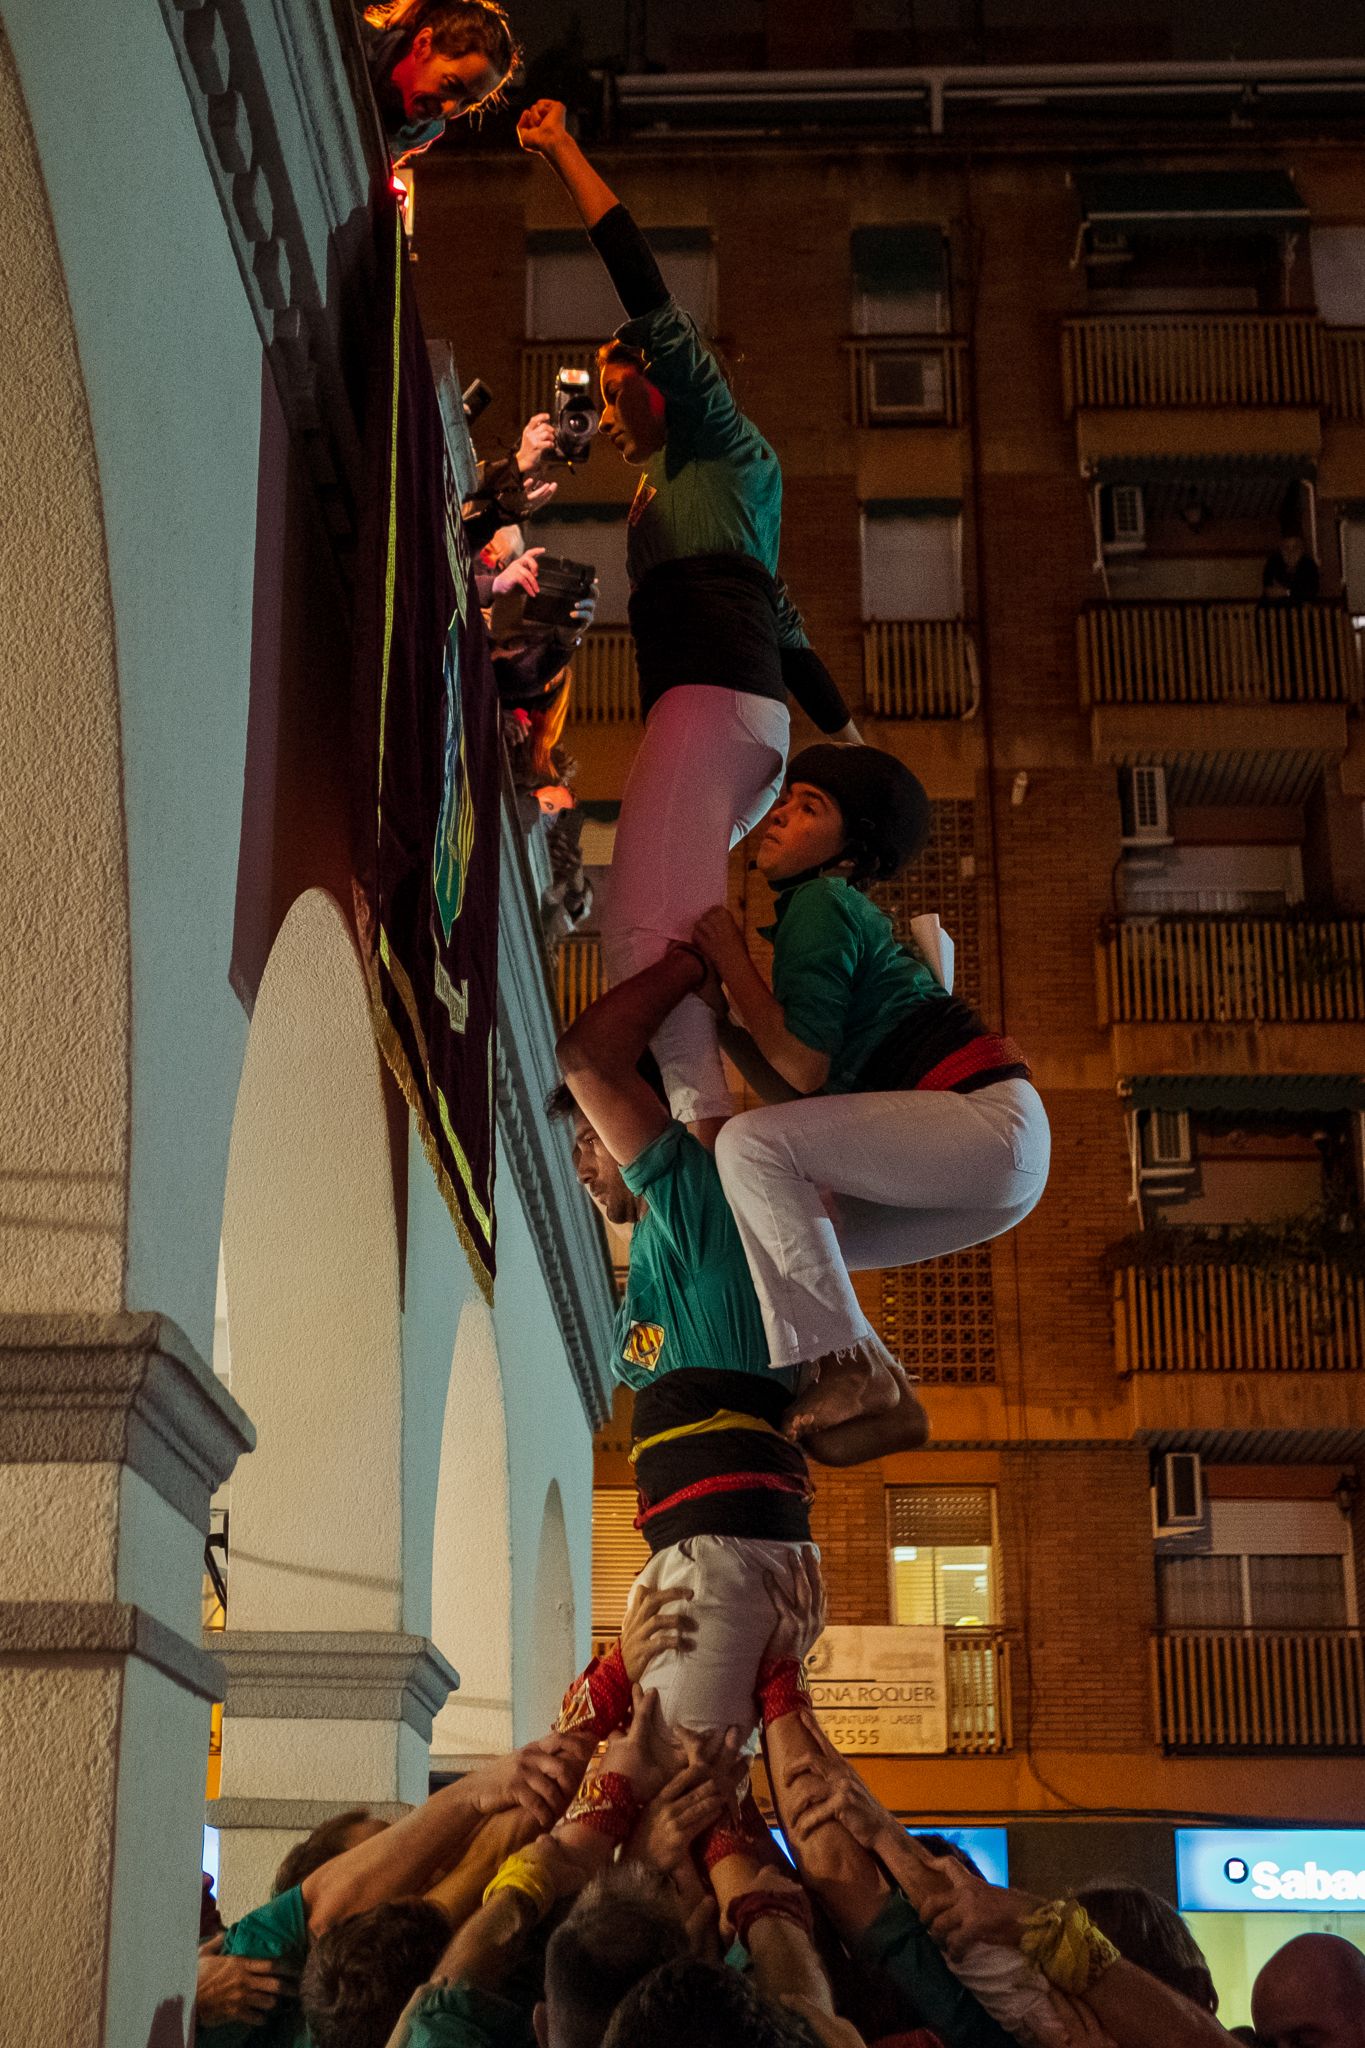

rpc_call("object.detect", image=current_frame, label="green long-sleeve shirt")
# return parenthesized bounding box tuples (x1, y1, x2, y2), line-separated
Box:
(853, 1892, 1016, 2048)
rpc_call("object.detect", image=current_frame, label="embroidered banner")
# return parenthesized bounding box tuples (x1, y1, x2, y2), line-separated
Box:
(352, 202, 499, 1298)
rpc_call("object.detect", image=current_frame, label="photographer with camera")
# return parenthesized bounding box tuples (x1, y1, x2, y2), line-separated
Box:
(517, 98, 859, 1144)
(461, 405, 562, 553)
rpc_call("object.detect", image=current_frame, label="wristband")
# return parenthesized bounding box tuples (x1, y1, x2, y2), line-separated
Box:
(556, 1640, 632, 1741)
(560, 1769, 642, 1845)
(481, 1849, 556, 1922)
(728, 1884, 816, 1947)
(756, 1654, 812, 1728)
(1019, 1900, 1120, 1995)
(700, 1792, 781, 1874)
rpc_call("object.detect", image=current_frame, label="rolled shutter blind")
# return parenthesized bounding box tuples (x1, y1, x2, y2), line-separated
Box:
(591, 1490, 650, 1637)
(887, 1486, 994, 1548)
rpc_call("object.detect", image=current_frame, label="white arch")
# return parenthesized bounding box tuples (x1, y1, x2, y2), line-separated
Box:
(220, 887, 405, 1631)
(0, 21, 129, 1315)
(429, 1293, 515, 1765)
(522, 1479, 577, 1739)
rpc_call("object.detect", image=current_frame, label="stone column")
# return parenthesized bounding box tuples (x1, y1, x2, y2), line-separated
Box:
(209, 1630, 458, 1915)
(0, 1313, 253, 2048)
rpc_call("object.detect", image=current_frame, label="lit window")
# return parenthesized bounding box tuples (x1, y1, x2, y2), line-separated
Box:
(888, 1488, 996, 1627)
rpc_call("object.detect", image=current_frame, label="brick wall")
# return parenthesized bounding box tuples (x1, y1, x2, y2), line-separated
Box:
(810, 1465, 893, 1626)
(998, 1445, 1156, 1752)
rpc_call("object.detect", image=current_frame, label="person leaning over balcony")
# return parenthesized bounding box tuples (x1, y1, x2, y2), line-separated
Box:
(692, 745, 1050, 1441)
(517, 97, 859, 1144)
(359, 0, 521, 164)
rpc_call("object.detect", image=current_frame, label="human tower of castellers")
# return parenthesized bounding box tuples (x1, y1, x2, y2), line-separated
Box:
(190, 10, 1362, 2044)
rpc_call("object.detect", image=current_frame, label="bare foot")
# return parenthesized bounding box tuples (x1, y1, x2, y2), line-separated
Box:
(782, 1342, 900, 1440)
(803, 1360, 929, 1467)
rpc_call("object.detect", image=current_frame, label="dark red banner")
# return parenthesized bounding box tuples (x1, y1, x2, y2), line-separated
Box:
(352, 203, 499, 1297)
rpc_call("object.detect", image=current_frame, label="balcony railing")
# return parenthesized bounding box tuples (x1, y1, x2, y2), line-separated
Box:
(555, 935, 605, 1026)
(1061, 313, 1325, 413)
(519, 340, 599, 429)
(1114, 1261, 1365, 1375)
(945, 1628, 1014, 1755)
(1079, 600, 1363, 709)
(1154, 1629, 1365, 1751)
(864, 619, 980, 719)
(570, 629, 640, 725)
(1326, 327, 1365, 421)
(1100, 916, 1365, 1025)
(845, 337, 968, 427)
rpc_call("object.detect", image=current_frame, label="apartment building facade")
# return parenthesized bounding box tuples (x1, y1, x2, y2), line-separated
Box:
(416, 65, 1365, 2017)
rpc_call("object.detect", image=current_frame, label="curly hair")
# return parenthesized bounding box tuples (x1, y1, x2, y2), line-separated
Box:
(600, 1958, 821, 2048)
(300, 1899, 450, 2048)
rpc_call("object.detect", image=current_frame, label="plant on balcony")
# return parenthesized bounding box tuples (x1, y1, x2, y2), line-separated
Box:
(1102, 1204, 1365, 1283)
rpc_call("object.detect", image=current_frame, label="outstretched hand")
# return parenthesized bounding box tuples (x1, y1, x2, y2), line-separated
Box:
(626, 1760, 727, 1877)
(517, 98, 569, 157)
(782, 1729, 888, 1853)
(465, 1730, 592, 1828)
(621, 1582, 697, 1681)
(516, 412, 556, 475)
(492, 546, 544, 598)
(692, 905, 750, 976)
(600, 1684, 678, 1804)
(195, 1939, 298, 2028)
(919, 1860, 1042, 1959)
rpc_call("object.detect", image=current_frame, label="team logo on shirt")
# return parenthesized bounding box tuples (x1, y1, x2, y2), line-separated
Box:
(627, 479, 657, 527)
(623, 1321, 666, 1371)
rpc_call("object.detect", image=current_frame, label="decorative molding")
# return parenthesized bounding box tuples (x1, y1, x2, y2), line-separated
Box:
(210, 1629, 459, 1739)
(0, 1311, 254, 1525)
(207, 1795, 410, 1829)
(494, 786, 616, 1431)
(0, 1600, 224, 1701)
(156, 0, 389, 560)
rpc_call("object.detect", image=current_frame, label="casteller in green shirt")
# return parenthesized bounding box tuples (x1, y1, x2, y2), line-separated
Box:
(385, 1982, 534, 2048)
(766, 875, 948, 1096)
(199, 1885, 310, 2048)
(614, 1120, 777, 1392)
(853, 1890, 1014, 2048)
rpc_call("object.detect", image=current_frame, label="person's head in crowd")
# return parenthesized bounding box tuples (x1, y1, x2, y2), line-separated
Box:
(369, 0, 520, 158)
(1076, 1882, 1218, 2014)
(910, 1833, 984, 1880)
(535, 1868, 689, 2048)
(600, 1957, 822, 2048)
(273, 1808, 389, 1896)
(301, 1898, 450, 2048)
(1252, 1930, 1365, 2048)
(546, 1064, 669, 1226)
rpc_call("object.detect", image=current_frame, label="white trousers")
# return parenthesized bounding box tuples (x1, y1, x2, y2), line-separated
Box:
(628, 1534, 825, 1747)
(713, 1078, 1051, 1367)
(601, 685, 789, 1125)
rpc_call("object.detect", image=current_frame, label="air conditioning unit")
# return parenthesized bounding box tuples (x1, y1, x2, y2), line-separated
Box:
(1120, 764, 1172, 847)
(1102, 483, 1147, 555)
(1139, 1108, 1194, 1176)
(1152, 1451, 1204, 1536)
(868, 348, 947, 422)
(1088, 226, 1134, 267)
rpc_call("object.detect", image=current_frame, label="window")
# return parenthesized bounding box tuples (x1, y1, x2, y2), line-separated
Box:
(1157, 1499, 1354, 1629)
(1120, 841, 1304, 915)
(861, 504, 962, 620)
(527, 229, 715, 340)
(1310, 227, 1365, 326)
(591, 1489, 649, 1638)
(888, 1488, 995, 1627)
(852, 226, 949, 335)
(1145, 1118, 1328, 1229)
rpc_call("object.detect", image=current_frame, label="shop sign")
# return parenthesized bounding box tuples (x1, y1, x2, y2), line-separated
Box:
(806, 1625, 947, 1754)
(1177, 1828, 1365, 1911)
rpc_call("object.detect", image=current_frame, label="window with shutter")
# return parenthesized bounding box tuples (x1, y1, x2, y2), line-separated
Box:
(591, 1489, 650, 1639)
(887, 1488, 996, 1627)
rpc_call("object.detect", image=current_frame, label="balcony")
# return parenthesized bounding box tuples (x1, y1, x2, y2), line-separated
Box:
(1153, 1629, 1365, 1751)
(1062, 313, 1326, 414)
(864, 620, 980, 719)
(569, 629, 640, 725)
(1326, 327, 1365, 421)
(844, 337, 968, 428)
(1114, 1260, 1365, 1376)
(1100, 916, 1365, 1027)
(555, 935, 605, 1027)
(1079, 600, 1363, 710)
(945, 1627, 1014, 1755)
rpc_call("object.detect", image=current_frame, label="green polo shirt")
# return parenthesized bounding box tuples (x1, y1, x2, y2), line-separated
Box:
(387, 1983, 534, 2048)
(853, 1891, 1014, 2048)
(767, 876, 948, 1095)
(617, 299, 806, 649)
(615, 1121, 778, 1390)
(199, 1885, 310, 2048)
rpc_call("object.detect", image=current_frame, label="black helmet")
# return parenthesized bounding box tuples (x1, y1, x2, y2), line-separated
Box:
(785, 744, 931, 885)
